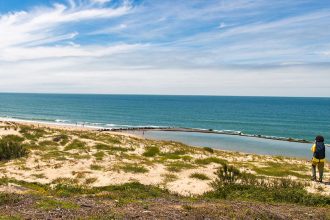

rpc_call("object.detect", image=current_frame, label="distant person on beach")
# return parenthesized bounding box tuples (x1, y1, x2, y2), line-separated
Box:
(311, 135, 325, 182)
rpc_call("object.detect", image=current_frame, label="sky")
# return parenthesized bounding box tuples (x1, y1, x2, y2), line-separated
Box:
(0, 0, 329, 96)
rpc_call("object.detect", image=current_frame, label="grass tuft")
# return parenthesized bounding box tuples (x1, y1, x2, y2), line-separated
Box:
(205, 162, 330, 206)
(189, 173, 210, 180)
(143, 146, 160, 157)
(195, 157, 227, 165)
(203, 147, 214, 153)
(118, 163, 148, 173)
(0, 139, 28, 160)
(64, 140, 87, 151)
(166, 162, 195, 172)
(36, 198, 79, 210)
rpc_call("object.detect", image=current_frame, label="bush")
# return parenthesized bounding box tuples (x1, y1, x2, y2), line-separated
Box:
(53, 134, 69, 145)
(0, 140, 28, 160)
(64, 140, 86, 151)
(203, 147, 214, 153)
(143, 146, 160, 157)
(0, 193, 21, 205)
(206, 162, 330, 206)
(190, 173, 210, 180)
(120, 163, 148, 173)
(195, 157, 227, 165)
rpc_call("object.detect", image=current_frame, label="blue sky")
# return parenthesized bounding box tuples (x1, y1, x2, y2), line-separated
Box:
(0, 0, 329, 96)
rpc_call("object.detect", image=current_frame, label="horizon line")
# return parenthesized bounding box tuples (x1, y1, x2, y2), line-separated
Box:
(0, 92, 329, 99)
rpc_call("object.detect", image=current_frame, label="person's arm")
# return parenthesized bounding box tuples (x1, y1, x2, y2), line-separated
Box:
(311, 143, 316, 152)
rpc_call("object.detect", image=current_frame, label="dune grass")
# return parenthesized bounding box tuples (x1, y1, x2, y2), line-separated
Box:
(206, 162, 330, 206)
(143, 146, 160, 157)
(0, 139, 28, 161)
(64, 139, 87, 151)
(252, 161, 310, 179)
(195, 157, 227, 165)
(189, 173, 210, 180)
(36, 198, 79, 211)
(118, 163, 148, 173)
(166, 161, 195, 172)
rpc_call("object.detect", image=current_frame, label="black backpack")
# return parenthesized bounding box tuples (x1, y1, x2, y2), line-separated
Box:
(314, 142, 326, 159)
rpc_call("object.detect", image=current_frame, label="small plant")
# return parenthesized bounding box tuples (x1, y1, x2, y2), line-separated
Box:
(94, 143, 111, 150)
(53, 134, 69, 145)
(90, 164, 103, 170)
(64, 140, 87, 151)
(143, 146, 160, 157)
(189, 173, 210, 180)
(166, 162, 195, 172)
(19, 126, 46, 141)
(119, 163, 148, 173)
(203, 147, 214, 153)
(0, 193, 21, 206)
(182, 204, 194, 211)
(206, 162, 330, 206)
(93, 151, 105, 160)
(162, 173, 178, 183)
(36, 198, 79, 210)
(0, 140, 28, 160)
(85, 177, 98, 185)
(1, 135, 25, 143)
(195, 157, 227, 165)
(32, 173, 46, 179)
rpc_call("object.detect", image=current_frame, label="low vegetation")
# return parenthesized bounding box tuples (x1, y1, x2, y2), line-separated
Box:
(189, 172, 210, 180)
(0, 122, 329, 219)
(207, 162, 330, 206)
(118, 163, 149, 173)
(142, 146, 160, 157)
(0, 139, 28, 160)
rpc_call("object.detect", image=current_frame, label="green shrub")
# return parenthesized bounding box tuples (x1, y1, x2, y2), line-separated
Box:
(98, 182, 170, 202)
(195, 157, 227, 165)
(19, 126, 46, 140)
(190, 173, 210, 180)
(119, 163, 148, 173)
(0, 193, 21, 205)
(143, 146, 160, 157)
(1, 135, 25, 143)
(0, 140, 28, 160)
(94, 143, 129, 152)
(93, 151, 105, 160)
(166, 162, 195, 172)
(64, 140, 86, 151)
(53, 134, 69, 145)
(90, 164, 103, 170)
(36, 198, 79, 210)
(203, 147, 214, 153)
(206, 162, 330, 206)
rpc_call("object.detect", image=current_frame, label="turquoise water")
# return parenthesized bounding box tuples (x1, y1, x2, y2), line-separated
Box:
(1, 93, 329, 158)
(0, 93, 329, 142)
(128, 130, 329, 160)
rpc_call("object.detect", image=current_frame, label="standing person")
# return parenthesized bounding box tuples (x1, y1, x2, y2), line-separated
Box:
(311, 135, 326, 182)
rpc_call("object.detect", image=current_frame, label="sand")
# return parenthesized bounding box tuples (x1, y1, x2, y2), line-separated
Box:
(0, 119, 329, 196)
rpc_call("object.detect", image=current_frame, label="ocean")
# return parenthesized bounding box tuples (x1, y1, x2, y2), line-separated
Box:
(0, 93, 329, 158)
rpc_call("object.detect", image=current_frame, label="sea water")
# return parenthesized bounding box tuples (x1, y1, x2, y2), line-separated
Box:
(0, 93, 329, 158)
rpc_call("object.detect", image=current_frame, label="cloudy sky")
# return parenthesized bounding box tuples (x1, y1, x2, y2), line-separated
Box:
(0, 0, 329, 96)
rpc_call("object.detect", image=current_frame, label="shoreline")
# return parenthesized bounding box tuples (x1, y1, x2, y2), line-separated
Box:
(0, 117, 317, 145)
(110, 127, 314, 144)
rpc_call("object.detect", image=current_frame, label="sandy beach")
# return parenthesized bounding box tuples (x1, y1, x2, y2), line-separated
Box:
(0, 119, 329, 196)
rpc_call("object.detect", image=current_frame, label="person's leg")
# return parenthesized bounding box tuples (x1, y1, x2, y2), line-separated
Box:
(311, 161, 317, 181)
(318, 162, 324, 182)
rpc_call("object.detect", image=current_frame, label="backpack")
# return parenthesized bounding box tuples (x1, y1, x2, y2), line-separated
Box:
(313, 142, 326, 159)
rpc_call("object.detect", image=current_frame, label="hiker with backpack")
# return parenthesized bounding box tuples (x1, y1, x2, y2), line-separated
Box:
(311, 135, 326, 182)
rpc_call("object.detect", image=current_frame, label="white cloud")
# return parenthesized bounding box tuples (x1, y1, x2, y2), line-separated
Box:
(90, 0, 111, 4)
(0, 0, 132, 60)
(0, 0, 329, 96)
